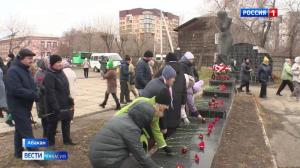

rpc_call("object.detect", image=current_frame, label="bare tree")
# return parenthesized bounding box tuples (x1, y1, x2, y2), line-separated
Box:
(207, 0, 276, 48)
(4, 17, 33, 53)
(80, 24, 96, 52)
(285, 0, 300, 58)
(95, 17, 118, 53)
(115, 34, 128, 56)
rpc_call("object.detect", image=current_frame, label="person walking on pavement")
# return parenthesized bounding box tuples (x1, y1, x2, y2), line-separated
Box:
(99, 59, 121, 110)
(89, 101, 167, 168)
(258, 56, 272, 98)
(276, 58, 294, 96)
(5, 48, 38, 158)
(135, 50, 154, 95)
(120, 55, 131, 104)
(238, 57, 253, 95)
(34, 59, 48, 137)
(291, 56, 300, 101)
(128, 57, 138, 98)
(63, 60, 77, 123)
(82, 58, 90, 78)
(44, 55, 77, 147)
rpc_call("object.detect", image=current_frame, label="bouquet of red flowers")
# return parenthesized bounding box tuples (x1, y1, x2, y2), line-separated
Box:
(210, 63, 232, 80)
(210, 63, 232, 73)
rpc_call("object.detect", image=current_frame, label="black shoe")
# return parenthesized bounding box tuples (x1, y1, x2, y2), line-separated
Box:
(115, 106, 121, 110)
(276, 93, 283, 96)
(64, 141, 78, 146)
(99, 103, 105, 108)
(237, 88, 244, 92)
(6, 120, 14, 127)
(126, 100, 132, 103)
(120, 101, 126, 104)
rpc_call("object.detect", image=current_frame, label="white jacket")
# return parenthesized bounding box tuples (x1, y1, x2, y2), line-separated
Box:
(291, 57, 300, 83)
(63, 68, 77, 98)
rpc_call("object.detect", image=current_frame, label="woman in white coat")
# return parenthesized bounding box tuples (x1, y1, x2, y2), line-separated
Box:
(291, 56, 300, 101)
(63, 61, 77, 121)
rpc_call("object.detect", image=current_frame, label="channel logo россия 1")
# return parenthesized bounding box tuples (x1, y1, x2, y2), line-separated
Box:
(240, 8, 278, 18)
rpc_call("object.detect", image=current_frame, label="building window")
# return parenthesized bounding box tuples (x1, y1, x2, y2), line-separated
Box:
(53, 42, 57, 48)
(41, 41, 45, 48)
(47, 52, 51, 56)
(41, 52, 45, 57)
(47, 42, 51, 48)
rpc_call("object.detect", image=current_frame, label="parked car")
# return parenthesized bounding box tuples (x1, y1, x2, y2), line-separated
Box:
(90, 53, 122, 72)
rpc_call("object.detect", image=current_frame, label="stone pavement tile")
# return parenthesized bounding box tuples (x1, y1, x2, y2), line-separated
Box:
(284, 115, 300, 124)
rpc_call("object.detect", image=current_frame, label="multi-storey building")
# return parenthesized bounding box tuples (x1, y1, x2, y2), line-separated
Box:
(119, 8, 179, 54)
(0, 35, 60, 60)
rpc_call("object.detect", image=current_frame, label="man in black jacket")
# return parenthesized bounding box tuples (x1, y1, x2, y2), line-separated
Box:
(135, 51, 154, 95)
(44, 55, 76, 147)
(89, 101, 166, 168)
(6, 48, 38, 158)
(120, 55, 131, 104)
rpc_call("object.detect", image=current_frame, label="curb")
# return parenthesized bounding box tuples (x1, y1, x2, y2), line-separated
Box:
(253, 96, 278, 168)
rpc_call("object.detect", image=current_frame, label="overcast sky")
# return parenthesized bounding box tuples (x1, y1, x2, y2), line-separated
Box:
(0, 0, 213, 37)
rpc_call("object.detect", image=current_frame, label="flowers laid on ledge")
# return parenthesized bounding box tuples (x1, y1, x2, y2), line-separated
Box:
(208, 94, 224, 109)
(209, 63, 232, 80)
(209, 63, 232, 73)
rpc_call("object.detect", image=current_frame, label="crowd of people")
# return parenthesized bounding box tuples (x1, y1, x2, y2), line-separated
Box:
(238, 56, 300, 101)
(0, 49, 77, 166)
(0, 47, 299, 167)
(90, 50, 205, 168)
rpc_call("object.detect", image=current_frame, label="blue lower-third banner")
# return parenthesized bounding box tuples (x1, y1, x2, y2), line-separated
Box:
(22, 151, 68, 160)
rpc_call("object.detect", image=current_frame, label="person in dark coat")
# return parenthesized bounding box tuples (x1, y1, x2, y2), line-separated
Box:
(135, 50, 154, 95)
(179, 51, 195, 77)
(44, 55, 76, 147)
(89, 101, 166, 168)
(120, 55, 131, 104)
(34, 59, 48, 137)
(141, 65, 176, 98)
(99, 56, 108, 76)
(238, 57, 253, 94)
(5, 48, 38, 158)
(258, 57, 272, 98)
(155, 53, 187, 136)
(6, 52, 15, 70)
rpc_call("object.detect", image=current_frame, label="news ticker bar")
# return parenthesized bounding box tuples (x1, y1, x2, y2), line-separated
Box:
(240, 8, 278, 17)
(22, 151, 68, 160)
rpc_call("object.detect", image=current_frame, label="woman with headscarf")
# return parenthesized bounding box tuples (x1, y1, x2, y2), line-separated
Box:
(258, 56, 272, 98)
(291, 56, 300, 101)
